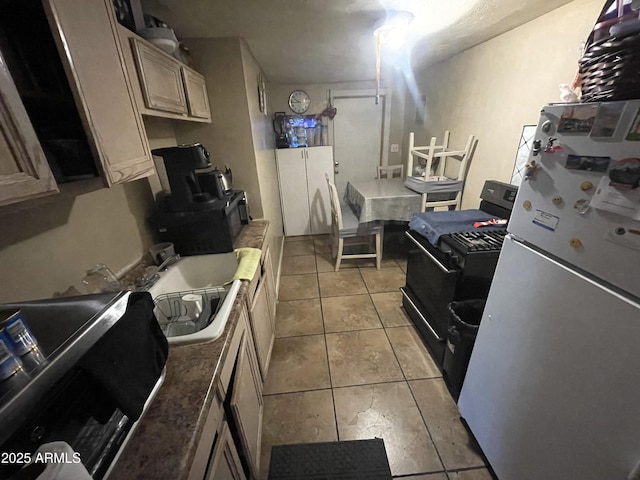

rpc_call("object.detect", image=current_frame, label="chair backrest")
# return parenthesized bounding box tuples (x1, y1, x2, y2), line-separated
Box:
(406, 131, 450, 177)
(325, 173, 343, 230)
(377, 164, 404, 179)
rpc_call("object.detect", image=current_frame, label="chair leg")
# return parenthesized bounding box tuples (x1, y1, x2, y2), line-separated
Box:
(375, 232, 382, 270)
(335, 238, 344, 271)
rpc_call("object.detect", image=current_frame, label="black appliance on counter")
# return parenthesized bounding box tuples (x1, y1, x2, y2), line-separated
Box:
(0, 292, 167, 480)
(401, 180, 518, 373)
(150, 144, 249, 255)
(273, 112, 289, 149)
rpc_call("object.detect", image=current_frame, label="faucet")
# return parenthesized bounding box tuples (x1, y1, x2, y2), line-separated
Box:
(157, 254, 181, 271)
(135, 254, 181, 291)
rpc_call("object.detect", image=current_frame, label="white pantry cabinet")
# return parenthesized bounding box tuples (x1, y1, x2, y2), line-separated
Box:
(276, 146, 333, 236)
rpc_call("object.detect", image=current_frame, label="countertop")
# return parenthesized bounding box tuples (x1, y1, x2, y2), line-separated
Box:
(109, 220, 269, 480)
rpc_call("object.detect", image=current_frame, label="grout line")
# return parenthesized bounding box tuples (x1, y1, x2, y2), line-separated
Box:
(262, 386, 334, 398)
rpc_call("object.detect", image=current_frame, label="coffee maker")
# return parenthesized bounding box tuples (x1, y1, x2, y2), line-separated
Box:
(149, 143, 249, 255)
(273, 112, 289, 149)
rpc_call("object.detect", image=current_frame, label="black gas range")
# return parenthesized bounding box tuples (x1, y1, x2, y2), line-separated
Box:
(401, 180, 517, 368)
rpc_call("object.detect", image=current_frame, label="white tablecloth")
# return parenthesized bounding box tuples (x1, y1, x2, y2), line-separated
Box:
(344, 179, 422, 222)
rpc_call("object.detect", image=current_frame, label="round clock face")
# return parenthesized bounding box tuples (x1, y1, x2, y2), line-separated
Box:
(288, 90, 311, 114)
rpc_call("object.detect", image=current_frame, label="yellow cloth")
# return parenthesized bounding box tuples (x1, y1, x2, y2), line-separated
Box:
(232, 247, 262, 281)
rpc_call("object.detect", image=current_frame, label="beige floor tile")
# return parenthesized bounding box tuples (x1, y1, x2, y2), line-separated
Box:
(448, 468, 494, 480)
(409, 378, 485, 470)
(264, 335, 331, 394)
(356, 258, 398, 268)
(278, 274, 319, 301)
(260, 389, 337, 479)
(313, 235, 331, 253)
(275, 299, 324, 338)
(284, 235, 314, 243)
(360, 266, 406, 293)
(400, 474, 448, 480)
(371, 291, 412, 327)
(281, 254, 317, 275)
(333, 382, 443, 476)
(386, 326, 441, 380)
(315, 251, 357, 273)
(326, 329, 403, 387)
(318, 270, 367, 297)
(322, 294, 383, 333)
(283, 240, 315, 256)
(397, 257, 408, 274)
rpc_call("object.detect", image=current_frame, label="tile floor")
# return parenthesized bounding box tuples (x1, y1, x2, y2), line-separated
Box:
(260, 235, 492, 480)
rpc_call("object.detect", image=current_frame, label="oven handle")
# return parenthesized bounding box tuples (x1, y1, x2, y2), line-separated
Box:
(405, 231, 456, 274)
(400, 287, 444, 341)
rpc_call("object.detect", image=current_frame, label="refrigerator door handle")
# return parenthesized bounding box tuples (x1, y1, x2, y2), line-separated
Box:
(405, 231, 456, 274)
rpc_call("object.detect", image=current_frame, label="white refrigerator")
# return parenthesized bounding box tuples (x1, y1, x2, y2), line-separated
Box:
(458, 99, 640, 480)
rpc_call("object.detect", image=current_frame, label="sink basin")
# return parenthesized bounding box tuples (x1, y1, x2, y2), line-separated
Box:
(146, 253, 242, 346)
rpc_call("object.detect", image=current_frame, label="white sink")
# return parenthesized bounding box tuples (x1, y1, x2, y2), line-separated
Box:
(147, 253, 242, 346)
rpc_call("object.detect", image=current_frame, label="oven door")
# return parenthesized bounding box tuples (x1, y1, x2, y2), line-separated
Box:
(402, 230, 460, 365)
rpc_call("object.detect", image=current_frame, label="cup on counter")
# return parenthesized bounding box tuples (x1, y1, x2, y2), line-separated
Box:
(181, 294, 203, 320)
(149, 242, 175, 265)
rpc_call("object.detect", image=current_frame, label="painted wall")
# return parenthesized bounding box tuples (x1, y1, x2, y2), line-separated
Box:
(0, 118, 176, 302)
(404, 0, 603, 208)
(173, 37, 264, 218)
(239, 39, 284, 275)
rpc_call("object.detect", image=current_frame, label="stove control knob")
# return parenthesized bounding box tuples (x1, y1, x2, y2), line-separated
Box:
(580, 181, 594, 192)
(570, 238, 583, 249)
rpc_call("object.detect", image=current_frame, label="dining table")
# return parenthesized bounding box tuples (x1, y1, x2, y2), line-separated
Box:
(344, 178, 422, 223)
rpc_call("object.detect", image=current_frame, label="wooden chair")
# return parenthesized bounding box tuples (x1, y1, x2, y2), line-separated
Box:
(406, 131, 450, 177)
(377, 164, 404, 179)
(406, 132, 478, 212)
(325, 174, 383, 271)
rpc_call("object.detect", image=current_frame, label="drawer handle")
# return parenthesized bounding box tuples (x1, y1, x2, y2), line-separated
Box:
(405, 231, 456, 274)
(401, 287, 444, 341)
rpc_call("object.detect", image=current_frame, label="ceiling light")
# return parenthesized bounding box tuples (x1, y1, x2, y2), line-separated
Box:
(373, 11, 414, 104)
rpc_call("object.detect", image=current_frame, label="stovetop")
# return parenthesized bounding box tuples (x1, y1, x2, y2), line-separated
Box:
(441, 229, 508, 256)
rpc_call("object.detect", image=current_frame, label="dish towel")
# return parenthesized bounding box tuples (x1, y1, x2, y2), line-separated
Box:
(232, 248, 262, 281)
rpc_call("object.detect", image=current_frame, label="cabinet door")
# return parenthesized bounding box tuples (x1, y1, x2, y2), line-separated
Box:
(230, 329, 263, 480)
(205, 421, 247, 480)
(249, 273, 275, 380)
(0, 52, 58, 207)
(44, 0, 154, 185)
(276, 149, 311, 236)
(131, 38, 188, 115)
(182, 66, 211, 120)
(306, 146, 334, 234)
(263, 245, 277, 326)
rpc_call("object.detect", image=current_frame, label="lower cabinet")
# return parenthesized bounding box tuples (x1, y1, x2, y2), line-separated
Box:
(190, 305, 263, 480)
(206, 421, 246, 480)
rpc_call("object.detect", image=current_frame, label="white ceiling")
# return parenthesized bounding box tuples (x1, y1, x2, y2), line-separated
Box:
(141, 0, 574, 85)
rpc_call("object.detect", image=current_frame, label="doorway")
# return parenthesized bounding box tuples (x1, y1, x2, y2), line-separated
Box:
(330, 90, 390, 195)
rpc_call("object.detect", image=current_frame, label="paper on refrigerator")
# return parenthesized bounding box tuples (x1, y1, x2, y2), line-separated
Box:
(590, 176, 640, 221)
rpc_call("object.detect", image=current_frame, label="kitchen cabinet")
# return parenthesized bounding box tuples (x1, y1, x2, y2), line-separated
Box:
(205, 421, 246, 480)
(189, 305, 262, 480)
(0, 0, 154, 208)
(127, 35, 212, 122)
(246, 242, 276, 381)
(44, 0, 154, 186)
(276, 146, 333, 236)
(0, 53, 59, 206)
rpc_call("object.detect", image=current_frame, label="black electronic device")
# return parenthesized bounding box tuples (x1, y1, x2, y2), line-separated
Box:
(273, 112, 289, 149)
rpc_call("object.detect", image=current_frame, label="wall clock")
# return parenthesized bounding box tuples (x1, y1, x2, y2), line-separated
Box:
(288, 90, 310, 114)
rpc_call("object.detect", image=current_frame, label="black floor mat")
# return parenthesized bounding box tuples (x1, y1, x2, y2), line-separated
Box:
(268, 438, 392, 479)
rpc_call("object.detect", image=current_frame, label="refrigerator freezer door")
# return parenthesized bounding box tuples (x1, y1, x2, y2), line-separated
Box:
(508, 100, 640, 298)
(458, 236, 640, 480)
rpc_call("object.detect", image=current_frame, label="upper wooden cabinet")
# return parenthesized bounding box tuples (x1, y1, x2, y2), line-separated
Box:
(44, 0, 154, 186)
(127, 35, 211, 122)
(0, 54, 59, 207)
